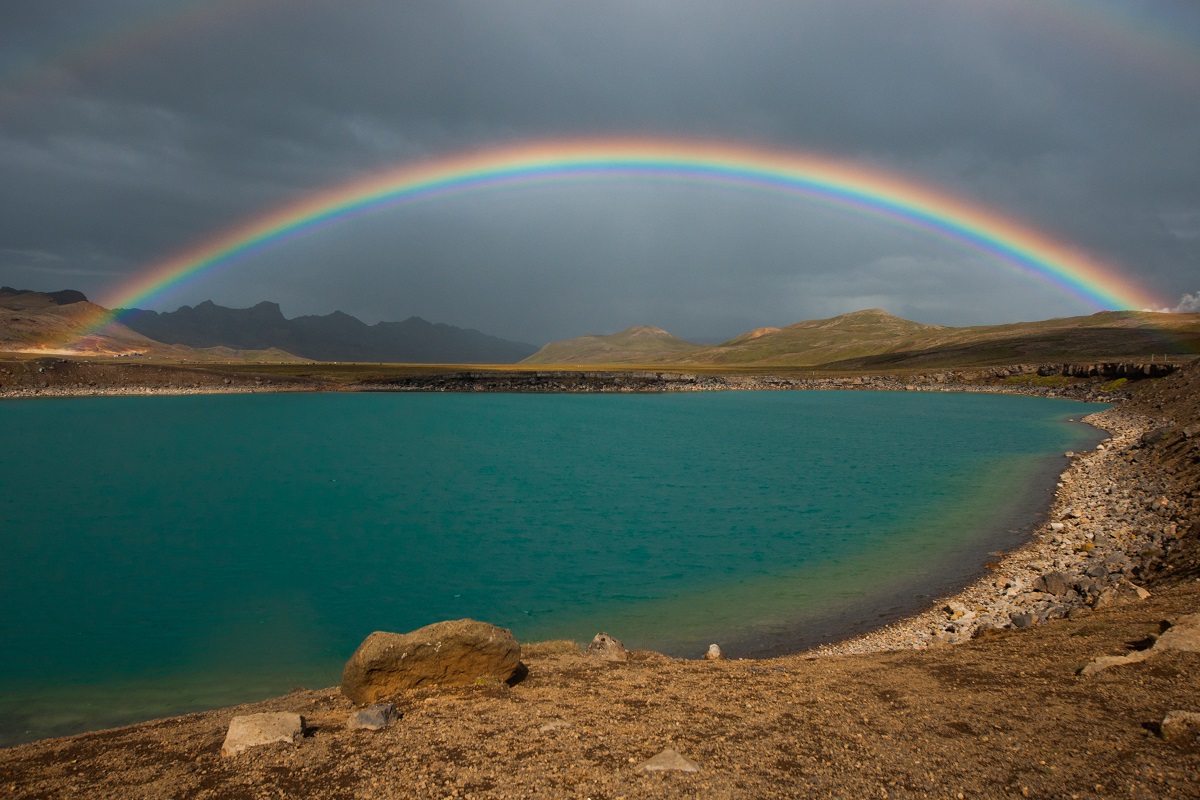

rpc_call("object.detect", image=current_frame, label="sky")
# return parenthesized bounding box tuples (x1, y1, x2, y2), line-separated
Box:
(1, 0, 1198, 346)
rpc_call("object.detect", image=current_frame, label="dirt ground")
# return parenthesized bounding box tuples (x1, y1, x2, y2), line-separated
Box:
(1, 579, 1198, 800)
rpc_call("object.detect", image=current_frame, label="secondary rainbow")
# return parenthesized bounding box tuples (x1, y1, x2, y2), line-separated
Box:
(91, 138, 1162, 331)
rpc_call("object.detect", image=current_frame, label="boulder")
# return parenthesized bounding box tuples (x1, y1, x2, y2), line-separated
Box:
(341, 619, 521, 705)
(347, 702, 401, 731)
(584, 632, 628, 662)
(220, 712, 305, 757)
(704, 644, 724, 661)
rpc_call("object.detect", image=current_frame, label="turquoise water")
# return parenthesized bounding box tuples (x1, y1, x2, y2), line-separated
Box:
(0, 390, 1102, 744)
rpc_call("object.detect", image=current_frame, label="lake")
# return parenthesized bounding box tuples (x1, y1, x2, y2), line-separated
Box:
(0, 390, 1104, 744)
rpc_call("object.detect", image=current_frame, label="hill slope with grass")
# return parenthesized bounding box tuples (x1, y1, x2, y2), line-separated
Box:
(522, 325, 704, 365)
(524, 309, 1200, 367)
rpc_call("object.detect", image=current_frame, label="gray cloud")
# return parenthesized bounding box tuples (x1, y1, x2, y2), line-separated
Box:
(1, 0, 1198, 344)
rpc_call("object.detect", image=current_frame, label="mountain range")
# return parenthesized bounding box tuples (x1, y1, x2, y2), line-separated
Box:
(117, 300, 539, 363)
(4, 287, 1198, 368)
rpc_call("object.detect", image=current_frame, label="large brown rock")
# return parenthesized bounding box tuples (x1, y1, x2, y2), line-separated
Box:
(341, 619, 521, 705)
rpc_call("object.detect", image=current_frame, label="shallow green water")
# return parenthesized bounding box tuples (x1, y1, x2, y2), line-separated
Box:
(0, 390, 1102, 744)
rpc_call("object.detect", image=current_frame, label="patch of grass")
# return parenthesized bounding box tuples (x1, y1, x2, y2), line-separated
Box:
(1003, 374, 1073, 388)
(521, 639, 581, 658)
(1101, 377, 1128, 392)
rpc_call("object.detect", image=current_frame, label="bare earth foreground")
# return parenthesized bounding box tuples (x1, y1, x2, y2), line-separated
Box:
(2, 363, 1199, 799)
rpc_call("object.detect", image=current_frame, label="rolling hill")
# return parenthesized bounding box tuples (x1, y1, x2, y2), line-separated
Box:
(522, 309, 1200, 368)
(521, 325, 703, 365)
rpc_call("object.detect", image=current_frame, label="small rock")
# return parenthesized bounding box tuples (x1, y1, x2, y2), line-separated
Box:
(636, 748, 700, 773)
(704, 644, 724, 660)
(1034, 571, 1069, 596)
(1010, 612, 1036, 629)
(538, 719, 572, 734)
(1050, 522, 1065, 532)
(585, 632, 628, 662)
(1160, 711, 1200, 742)
(221, 712, 305, 757)
(347, 703, 400, 731)
(1079, 652, 1149, 677)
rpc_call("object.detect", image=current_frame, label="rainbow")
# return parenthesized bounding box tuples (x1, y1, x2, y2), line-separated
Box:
(82, 139, 1161, 338)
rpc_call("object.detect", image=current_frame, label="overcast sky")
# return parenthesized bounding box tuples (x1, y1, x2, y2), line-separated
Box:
(1, 0, 1198, 345)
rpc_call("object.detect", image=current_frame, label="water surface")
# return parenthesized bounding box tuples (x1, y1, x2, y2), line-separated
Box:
(0, 390, 1103, 744)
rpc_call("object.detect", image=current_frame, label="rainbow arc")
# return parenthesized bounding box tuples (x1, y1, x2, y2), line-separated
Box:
(82, 139, 1160, 341)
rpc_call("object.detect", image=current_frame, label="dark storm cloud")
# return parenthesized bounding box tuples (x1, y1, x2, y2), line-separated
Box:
(1, 0, 1198, 344)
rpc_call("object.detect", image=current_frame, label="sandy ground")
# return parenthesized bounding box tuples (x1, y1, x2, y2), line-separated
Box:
(1, 360, 1197, 798)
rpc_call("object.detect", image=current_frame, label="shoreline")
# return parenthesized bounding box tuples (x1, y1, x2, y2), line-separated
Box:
(0, 365, 1193, 742)
(814, 404, 1164, 656)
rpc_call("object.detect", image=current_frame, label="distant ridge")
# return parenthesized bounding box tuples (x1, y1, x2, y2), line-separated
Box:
(522, 325, 703, 365)
(117, 300, 539, 364)
(523, 308, 1200, 367)
(0, 286, 88, 306)
(0, 288, 306, 361)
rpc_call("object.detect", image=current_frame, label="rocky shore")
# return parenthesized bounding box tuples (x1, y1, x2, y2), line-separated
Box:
(0, 357, 308, 399)
(350, 361, 1175, 402)
(820, 403, 1195, 656)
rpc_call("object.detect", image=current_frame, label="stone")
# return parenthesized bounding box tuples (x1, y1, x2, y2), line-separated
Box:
(220, 712, 305, 757)
(341, 619, 521, 706)
(347, 703, 400, 731)
(1034, 571, 1069, 596)
(1155, 614, 1200, 653)
(1078, 652, 1149, 677)
(584, 632, 628, 662)
(1010, 612, 1036, 629)
(1160, 711, 1200, 742)
(704, 644, 724, 660)
(1080, 614, 1200, 676)
(636, 748, 701, 773)
(1093, 580, 1151, 610)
